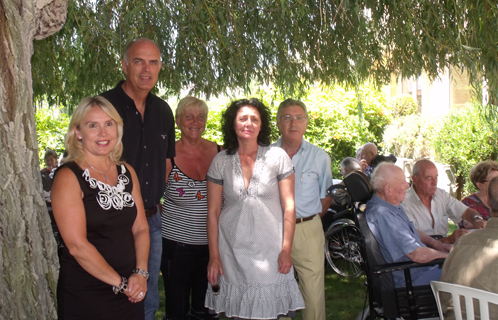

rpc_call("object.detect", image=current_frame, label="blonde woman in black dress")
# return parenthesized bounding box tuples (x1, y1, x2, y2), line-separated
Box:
(52, 96, 149, 319)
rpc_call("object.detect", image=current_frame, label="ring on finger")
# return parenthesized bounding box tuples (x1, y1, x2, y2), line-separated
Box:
(138, 292, 144, 299)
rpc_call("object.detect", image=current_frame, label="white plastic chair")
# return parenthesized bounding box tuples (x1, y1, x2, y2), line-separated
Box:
(431, 281, 498, 320)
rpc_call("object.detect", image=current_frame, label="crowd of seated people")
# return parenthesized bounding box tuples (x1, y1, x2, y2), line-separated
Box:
(338, 144, 491, 291)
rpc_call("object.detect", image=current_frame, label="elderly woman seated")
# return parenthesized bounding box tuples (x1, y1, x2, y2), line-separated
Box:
(340, 156, 363, 177)
(460, 161, 498, 228)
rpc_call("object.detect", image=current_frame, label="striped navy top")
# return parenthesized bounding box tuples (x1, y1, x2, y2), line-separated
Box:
(161, 158, 209, 245)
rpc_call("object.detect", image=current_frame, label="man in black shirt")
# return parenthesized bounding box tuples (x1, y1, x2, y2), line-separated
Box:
(101, 38, 175, 320)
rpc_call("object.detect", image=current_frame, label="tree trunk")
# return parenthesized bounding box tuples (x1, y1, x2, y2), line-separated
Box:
(0, 0, 67, 318)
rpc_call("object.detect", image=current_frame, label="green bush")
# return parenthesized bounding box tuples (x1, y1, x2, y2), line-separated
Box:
(390, 94, 419, 118)
(38, 83, 391, 179)
(383, 114, 437, 159)
(431, 103, 498, 198)
(35, 107, 70, 168)
(300, 84, 391, 177)
(191, 83, 391, 178)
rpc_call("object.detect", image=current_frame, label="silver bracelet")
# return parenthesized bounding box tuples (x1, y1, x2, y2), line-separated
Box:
(473, 214, 484, 221)
(112, 276, 128, 294)
(132, 268, 149, 280)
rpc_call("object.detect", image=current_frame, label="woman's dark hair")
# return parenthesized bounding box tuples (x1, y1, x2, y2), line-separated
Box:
(221, 98, 271, 155)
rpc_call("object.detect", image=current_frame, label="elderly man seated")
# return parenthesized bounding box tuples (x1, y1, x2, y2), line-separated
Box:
(359, 143, 378, 177)
(365, 163, 451, 288)
(402, 159, 486, 244)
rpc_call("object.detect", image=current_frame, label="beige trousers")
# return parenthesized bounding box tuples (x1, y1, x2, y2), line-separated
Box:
(283, 215, 326, 320)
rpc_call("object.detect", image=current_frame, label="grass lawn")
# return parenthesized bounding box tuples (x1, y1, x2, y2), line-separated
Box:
(155, 221, 459, 320)
(155, 267, 367, 320)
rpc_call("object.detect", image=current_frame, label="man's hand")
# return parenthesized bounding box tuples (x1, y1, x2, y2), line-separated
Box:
(360, 159, 368, 172)
(473, 219, 486, 229)
(433, 241, 452, 253)
(441, 229, 469, 244)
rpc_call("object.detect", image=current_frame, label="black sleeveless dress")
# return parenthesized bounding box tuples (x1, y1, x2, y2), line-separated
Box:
(56, 162, 144, 320)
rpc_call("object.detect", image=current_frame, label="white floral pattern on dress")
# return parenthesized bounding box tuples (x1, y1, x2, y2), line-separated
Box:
(82, 165, 135, 210)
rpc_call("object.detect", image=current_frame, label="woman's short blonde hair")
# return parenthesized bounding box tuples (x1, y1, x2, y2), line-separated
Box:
(470, 160, 498, 189)
(175, 96, 209, 125)
(62, 96, 124, 165)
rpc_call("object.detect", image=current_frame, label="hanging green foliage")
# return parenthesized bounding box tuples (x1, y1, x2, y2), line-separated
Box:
(32, 0, 498, 124)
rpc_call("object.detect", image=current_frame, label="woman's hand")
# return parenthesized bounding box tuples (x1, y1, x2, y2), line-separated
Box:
(207, 258, 223, 285)
(125, 273, 148, 303)
(277, 250, 293, 274)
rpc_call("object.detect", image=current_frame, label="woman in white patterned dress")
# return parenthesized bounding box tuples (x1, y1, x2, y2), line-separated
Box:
(205, 98, 304, 319)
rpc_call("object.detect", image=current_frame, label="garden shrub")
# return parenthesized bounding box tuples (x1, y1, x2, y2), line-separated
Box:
(37, 83, 391, 180)
(431, 103, 498, 198)
(196, 83, 391, 178)
(383, 114, 438, 159)
(35, 107, 70, 168)
(390, 94, 419, 118)
(300, 85, 391, 177)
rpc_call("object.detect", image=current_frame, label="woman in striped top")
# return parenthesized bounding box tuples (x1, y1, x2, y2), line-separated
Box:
(160, 96, 221, 320)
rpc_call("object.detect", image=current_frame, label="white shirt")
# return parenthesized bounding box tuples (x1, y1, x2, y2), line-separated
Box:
(401, 187, 468, 236)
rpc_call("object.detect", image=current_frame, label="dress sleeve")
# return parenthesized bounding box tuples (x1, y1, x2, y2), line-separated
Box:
(273, 147, 294, 181)
(206, 152, 225, 185)
(461, 195, 476, 210)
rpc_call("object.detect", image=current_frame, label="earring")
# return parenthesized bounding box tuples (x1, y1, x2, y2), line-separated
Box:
(78, 136, 82, 140)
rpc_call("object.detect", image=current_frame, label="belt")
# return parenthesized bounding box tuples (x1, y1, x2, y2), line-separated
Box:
(296, 214, 317, 224)
(145, 204, 159, 218)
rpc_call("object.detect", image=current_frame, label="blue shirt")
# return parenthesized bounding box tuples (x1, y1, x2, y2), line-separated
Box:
(274, 139, 333, 218)
(365, 194, 441, 288)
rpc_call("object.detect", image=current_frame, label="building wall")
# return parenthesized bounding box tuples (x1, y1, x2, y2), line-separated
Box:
(384, 67, 472, 116)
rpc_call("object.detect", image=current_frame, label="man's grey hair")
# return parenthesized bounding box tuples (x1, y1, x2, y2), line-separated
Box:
(123, 38, 160, 65)
(371, 162, 397, 193)
(340, 157, 362, 172)
(276, 98, 308, 120)
(412, 159, 435, 177)
(488, 176, 498, 216)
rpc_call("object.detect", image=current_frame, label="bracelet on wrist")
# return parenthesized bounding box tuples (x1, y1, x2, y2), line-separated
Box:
(473, 214, 484, 221)
(132, 268, 149, 280)
(112, 276, 128, 294)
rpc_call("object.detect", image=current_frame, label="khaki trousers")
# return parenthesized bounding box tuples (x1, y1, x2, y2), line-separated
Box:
(283, 215, 326, 320)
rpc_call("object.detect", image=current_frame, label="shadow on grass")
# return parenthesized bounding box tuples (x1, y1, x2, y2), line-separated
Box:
(156, 267, 367, 320)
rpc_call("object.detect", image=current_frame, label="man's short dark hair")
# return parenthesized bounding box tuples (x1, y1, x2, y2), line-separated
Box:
(44, 149, 57, 161)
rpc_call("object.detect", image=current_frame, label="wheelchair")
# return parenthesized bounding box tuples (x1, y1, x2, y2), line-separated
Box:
(331, 171, 444, 319)
(324, 182, 363, 278)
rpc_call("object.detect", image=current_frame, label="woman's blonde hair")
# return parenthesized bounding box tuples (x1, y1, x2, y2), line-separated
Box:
(62, 96, 124, 165)
(175, 96, 209, 125)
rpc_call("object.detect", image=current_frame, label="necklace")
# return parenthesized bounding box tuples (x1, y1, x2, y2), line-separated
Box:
(85, 160, 112, 181)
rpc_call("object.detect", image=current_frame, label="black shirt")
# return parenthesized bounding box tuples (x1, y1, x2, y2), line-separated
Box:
(101, 81, 176, 209)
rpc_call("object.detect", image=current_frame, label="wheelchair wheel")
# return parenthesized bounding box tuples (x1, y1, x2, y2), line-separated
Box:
(325, 221, 363, 278)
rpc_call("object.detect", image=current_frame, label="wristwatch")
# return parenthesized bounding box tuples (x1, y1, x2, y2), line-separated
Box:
(132, 268, 149, 280)
(473, 214, 484, 221)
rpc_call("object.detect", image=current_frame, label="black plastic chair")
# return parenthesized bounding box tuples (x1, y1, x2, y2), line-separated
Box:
(343, 171, 444, 319)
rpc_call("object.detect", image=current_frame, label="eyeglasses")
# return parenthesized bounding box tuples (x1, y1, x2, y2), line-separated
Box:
(279, 115, 307, 123)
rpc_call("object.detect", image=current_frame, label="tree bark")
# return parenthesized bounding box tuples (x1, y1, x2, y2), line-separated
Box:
(0, 0, 67, 318)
